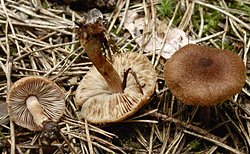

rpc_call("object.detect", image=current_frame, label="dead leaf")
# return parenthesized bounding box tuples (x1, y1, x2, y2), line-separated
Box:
(123, 11, 195, 59)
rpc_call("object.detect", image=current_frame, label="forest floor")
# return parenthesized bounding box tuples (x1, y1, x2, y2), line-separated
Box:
(0, 0, 250, 153)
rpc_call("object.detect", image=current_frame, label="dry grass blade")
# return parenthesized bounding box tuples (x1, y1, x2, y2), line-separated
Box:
(183, 130, 243, 154)
(1, 0, 15, 153)
(84, 119, 94, 154)
(194, 0, 250, 31)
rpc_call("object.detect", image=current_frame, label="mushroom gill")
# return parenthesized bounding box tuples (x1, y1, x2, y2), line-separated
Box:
(76, 52, 157, 124)
(8, 76, 65, 131)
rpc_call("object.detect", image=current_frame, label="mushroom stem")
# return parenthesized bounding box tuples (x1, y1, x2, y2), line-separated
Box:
(81, 37, 123, 93)
(26, 96, 49, 128)
(198, 106, 211, 125)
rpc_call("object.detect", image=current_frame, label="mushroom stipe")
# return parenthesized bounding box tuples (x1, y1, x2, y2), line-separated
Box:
(122, 68, 144, 95)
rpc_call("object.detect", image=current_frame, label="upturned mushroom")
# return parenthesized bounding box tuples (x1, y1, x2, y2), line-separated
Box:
(75, 9, 157, 124)
(163, 44, 246, 106)
(7, 76, 65, 138)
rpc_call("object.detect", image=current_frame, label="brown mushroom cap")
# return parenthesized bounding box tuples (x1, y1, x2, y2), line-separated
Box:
(164, 44, 246, 106)
(7, 76, 65, 131)
(75, 52, 157, 124)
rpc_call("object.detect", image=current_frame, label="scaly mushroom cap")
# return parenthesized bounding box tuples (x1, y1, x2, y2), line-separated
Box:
(7, 76, 65, 131)
(164, 44, 246, 106)
(75, 52, 157, 124)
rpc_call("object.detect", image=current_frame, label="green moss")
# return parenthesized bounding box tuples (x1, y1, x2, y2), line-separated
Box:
(189, 139, 202, 151)
(42, 1, 48, 9)
(172, 9, 183, 26)
(228, 2, 250, 20)
(157, 0, 174, 18)
(191, 5, 202, 32)
(126, 44, 134, 51)
(222, 42, 235, 51)
(203, 11, 222, 34)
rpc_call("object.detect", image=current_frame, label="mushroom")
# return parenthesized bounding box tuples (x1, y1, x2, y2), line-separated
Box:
(7, 76, 65, 134)
(75, 9, 157, 124)
(163, 44, 246, 106)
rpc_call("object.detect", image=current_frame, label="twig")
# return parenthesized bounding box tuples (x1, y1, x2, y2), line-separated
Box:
(183, 130, 243, 154)
(154, 1, 180, 67)
(59, 131, 78, 154)
(153, 112, 223, 140)
(108, 0, 125, 32)
(85, 119, 94, 154)
(116, 0, 130, 34)
(198, 5, 204, 38)
(1, 0, 15, 153)
(194, 0, 250, 31)
(206, 135, 229, 154)
(148, 124, 155, 154)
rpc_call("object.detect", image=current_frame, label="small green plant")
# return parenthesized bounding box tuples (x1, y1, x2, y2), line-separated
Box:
(229, 2, 250, 20)
(203, 11, 222, 34)
(189, 139, 201, 151)
(42, 1, 48, 9)
(221, 42, 235, 51)
(157, 0, 174, 17)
